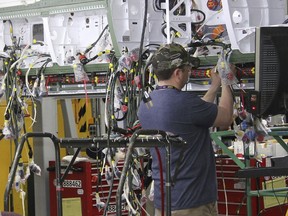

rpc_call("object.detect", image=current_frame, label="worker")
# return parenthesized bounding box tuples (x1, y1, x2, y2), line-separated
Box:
(137, 43, 234, 216)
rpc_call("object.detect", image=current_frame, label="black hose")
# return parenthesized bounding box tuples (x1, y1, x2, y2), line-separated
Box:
(136, 0, 148, 76)
(84, 24, 109, 54)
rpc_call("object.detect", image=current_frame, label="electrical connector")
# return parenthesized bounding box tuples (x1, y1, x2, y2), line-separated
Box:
(131, 168, 141, 190)
(3, 120, 14, 139)
(32, 77, 39, 97)
(140, 190, 148, 206)
(39, 73, 47, 96)
(29, 159, 41, 176)
(105, 165, 112, 187)
(14, 174, 21, 192)
(113, 165, 121, 179)
(148, 181, 154, 201)
(14, 162, 25, 192)
(73, 60, 89, 82)
(0, 73, 4, 98)
(95, 192, 105, 211)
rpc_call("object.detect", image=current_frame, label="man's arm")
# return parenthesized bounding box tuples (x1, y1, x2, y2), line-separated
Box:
(202, 67, 234, 128)
(213, 84, 234, 128)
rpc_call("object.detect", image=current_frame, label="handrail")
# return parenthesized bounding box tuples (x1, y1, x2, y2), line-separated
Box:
(4, 130, 186, 216)
(4, 132, 61, 215)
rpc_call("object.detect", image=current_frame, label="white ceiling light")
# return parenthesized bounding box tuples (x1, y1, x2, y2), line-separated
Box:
(0, 0, 40, 8)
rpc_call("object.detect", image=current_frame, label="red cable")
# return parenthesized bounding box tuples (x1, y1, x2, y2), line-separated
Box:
(140, 158, 146, 215)
(155, 147, 164, 216)
(45, 75, 50, 94)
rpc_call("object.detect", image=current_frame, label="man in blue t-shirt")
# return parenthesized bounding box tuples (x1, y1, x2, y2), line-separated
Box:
(137, 43, 233, 216)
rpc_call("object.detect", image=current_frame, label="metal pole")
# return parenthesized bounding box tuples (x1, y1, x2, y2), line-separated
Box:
(165, 141, 171, 215)
(245, 164, 252, 216)
(53, 137, 62, 216)
(4, 135, 25, 211)
(60, 147, 81, 183)
(166, 0, 171, 44)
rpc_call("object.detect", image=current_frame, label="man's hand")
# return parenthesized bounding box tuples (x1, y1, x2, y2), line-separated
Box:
(210, 67, 221, 89)
(202, 67, 221, 103)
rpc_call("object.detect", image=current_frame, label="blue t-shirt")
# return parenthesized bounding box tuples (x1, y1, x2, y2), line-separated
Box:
(137, 88, 218, 211)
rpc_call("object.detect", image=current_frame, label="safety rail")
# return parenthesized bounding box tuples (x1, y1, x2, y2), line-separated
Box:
(4, 130, 186, 216)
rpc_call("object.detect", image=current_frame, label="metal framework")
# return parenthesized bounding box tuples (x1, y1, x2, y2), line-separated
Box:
(211, 129, 288, 216)
(5, 130, 186, 216)
(0, 0, 255, 73)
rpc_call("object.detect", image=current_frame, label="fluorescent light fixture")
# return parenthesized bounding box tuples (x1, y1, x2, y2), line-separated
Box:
(0, 0, 40, 8)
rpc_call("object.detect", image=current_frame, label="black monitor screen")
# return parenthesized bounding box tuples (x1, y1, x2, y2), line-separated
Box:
(254, 26, 288, 118)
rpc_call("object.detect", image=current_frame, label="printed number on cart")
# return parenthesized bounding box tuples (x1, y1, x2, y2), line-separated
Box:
(62, 180, 82, 188)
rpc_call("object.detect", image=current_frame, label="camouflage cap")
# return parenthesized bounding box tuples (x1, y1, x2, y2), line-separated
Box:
(152, 43, 193, 71)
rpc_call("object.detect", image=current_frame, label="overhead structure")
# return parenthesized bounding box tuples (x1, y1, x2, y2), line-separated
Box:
(0, 0, 40, 8)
